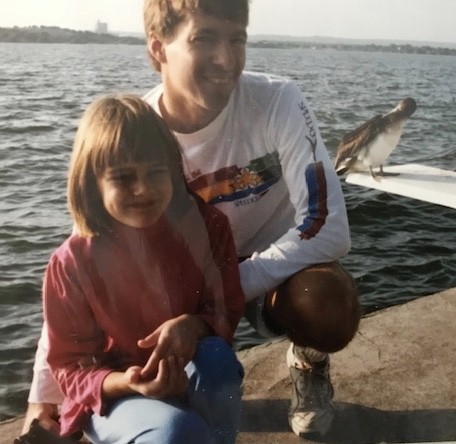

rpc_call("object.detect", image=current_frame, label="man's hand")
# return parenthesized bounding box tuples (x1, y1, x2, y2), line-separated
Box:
(138, 314, 210, 379)
(21, 402, 59, 435)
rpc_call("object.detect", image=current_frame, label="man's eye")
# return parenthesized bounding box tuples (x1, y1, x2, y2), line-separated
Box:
(194, 34, 213, 43)
(232, 37, 247, 45)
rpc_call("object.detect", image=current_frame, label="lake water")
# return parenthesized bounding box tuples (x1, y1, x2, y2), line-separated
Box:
(0, 42, 455, 421)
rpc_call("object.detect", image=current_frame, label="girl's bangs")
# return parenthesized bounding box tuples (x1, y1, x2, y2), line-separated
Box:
(93, 115, 169, 172)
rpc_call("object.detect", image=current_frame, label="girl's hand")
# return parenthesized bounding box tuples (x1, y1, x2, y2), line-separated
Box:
(103, 356, 188, 400)
(126, 356, 188, 398)
(137, 314, 210, 379)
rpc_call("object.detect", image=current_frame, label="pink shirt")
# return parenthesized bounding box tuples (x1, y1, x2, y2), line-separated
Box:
(43, 201, 244, 435)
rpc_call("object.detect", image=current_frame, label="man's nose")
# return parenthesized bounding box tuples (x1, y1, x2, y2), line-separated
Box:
(213, 40, 235, 69)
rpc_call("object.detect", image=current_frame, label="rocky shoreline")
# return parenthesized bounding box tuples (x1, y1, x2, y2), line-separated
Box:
(2, 287, 456, 443)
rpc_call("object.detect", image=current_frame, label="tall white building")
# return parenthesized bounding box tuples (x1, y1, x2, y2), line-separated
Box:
(95, 20, 108, 34)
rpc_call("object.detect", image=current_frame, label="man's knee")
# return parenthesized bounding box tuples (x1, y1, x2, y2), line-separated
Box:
(265, 262, 361, 352)
(192, 336, 244, 386)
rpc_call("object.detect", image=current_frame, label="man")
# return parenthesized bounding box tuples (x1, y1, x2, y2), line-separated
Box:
(23, 0, 360, 439)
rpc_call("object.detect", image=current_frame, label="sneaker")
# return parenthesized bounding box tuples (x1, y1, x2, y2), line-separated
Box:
(287, 343, 334, 437)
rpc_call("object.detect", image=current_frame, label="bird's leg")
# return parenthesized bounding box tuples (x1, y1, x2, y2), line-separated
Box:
(369, 166, 381, 181)
(379, 165, 400, 177)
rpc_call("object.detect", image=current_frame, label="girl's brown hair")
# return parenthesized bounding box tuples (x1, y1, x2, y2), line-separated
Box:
(68, 94, 188, 237)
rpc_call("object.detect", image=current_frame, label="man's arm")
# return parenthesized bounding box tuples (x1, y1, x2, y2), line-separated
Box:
(22, 402, 60, 435)
(22, 324, 64, 434)
(239, 80, 351, 300)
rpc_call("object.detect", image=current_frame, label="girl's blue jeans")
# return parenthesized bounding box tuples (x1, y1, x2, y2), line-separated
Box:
(83, 336, 244, 444)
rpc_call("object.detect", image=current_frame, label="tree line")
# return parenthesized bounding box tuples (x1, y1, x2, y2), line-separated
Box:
(249, 40, 456, 56)
(0, 26, 144, 45)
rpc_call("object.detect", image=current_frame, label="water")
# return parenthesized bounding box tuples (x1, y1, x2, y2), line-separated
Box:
(0, 43, 455, 421)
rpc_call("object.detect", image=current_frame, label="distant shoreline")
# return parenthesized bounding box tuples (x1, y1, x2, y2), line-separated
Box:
(249, 39, 456, 56)
(1, 25, 455, 56)
(0, 25, 145, 45)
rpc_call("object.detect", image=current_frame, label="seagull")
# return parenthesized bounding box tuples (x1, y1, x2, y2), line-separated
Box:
(335, 97, 417, 179)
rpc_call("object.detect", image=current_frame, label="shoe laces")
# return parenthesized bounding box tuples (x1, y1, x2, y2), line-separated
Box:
(290, 358, 333, 408)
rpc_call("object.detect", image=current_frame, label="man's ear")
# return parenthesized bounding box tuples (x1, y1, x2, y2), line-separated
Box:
(147, 32, 167, 64)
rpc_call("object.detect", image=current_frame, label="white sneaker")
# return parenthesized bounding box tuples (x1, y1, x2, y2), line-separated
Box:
(287, 343, 334, 436)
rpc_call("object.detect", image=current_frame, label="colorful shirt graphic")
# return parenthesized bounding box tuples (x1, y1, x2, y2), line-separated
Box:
(187, 152, 282, 206)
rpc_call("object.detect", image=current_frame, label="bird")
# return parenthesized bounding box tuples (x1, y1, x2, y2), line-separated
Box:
(335, 97, 417, 179)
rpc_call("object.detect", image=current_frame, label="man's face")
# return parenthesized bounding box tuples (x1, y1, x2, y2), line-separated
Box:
(153, 11, 247, 126)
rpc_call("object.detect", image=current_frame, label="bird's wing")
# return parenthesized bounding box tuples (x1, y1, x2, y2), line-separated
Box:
(335, 115, 384, 168)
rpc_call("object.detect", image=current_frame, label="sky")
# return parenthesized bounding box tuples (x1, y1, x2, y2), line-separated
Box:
(1, 0, 456, 44)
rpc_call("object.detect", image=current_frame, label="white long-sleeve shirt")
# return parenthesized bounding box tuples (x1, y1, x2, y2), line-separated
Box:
(145, 71, 350, 300)
(29, 71, 350, 402)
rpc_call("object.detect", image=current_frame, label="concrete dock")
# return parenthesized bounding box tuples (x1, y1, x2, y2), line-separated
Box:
(237, 287, 456, 443)
(2, 287, 455, 443)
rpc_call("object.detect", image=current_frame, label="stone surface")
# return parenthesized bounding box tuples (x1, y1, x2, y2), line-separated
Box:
(237, 287, 456, 443)
(2, 288, 455, 444)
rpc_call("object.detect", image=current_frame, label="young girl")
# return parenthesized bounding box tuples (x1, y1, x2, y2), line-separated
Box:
(42, 94, 244, 444)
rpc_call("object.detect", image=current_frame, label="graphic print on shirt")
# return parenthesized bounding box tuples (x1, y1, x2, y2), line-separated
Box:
(298, 100, 318, 159)
(297, 161, 328, 240)
(186, 152, 282, 207)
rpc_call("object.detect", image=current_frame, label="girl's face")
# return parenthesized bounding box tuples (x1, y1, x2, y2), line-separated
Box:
(97, 160, 172, 229)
